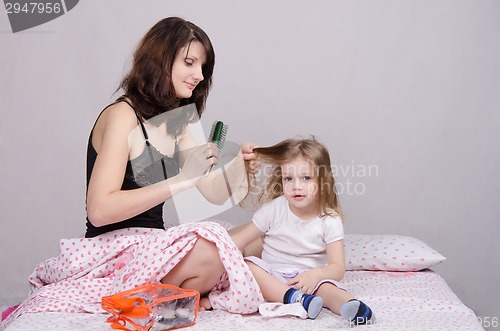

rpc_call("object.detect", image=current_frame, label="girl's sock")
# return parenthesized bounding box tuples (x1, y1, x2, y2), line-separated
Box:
(340, 299, 375, 325)
(283, 288, 323, 319)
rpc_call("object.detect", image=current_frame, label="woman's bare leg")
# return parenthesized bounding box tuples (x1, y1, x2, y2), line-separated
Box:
(160, 238, 225, 296)
(198, 297, 212, 311)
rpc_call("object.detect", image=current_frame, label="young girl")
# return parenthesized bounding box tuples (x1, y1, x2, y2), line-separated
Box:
(231, 138, 375, 324)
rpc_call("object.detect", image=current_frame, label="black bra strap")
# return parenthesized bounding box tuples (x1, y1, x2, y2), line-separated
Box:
(115, 97, 156, 165)
(116, 97, 178, 179)
(116, 96, 150, 141)
(136, 116, 150, 141)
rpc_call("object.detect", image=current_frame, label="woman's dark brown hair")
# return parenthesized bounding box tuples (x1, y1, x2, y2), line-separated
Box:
(119, 17, 215, 128)
(253, 138, 343, 219)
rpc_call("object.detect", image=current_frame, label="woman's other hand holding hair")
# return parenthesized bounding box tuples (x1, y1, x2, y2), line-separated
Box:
(241, 143, 260, 174)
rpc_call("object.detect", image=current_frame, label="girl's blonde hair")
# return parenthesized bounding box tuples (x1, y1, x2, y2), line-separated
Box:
(252, 137, 343, 219)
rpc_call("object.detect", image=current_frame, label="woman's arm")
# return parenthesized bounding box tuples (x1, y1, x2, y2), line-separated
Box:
(86, 103, 197, 227)
(178, 128, 248, 205)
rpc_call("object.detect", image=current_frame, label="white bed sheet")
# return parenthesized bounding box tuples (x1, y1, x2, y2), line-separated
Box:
(4, 270, 484, 331)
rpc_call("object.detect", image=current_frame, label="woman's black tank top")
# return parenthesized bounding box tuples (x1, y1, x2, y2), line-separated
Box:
(85, 98, 180, 237)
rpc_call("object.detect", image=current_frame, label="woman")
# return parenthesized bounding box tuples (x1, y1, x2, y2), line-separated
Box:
(84, 16, 243, 295)
(1, 17, 262, 329)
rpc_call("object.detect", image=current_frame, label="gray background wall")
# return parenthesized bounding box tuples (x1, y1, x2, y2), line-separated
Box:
(1, 0, 498, 329)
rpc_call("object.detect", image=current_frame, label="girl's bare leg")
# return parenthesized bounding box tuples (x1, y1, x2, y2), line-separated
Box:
(160, 238, 225, 296)
(315, 282, 354, 314)
(248, 262, 324, 319)
(316, 283, 376, 324)
(246, 261, 289, 302)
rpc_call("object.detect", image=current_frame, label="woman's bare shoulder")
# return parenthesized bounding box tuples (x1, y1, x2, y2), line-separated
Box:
(101, 101, 138, 126)
(92, 101, 139, 152)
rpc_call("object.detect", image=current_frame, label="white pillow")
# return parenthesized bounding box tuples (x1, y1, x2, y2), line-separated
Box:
(344, 234, 446, 271)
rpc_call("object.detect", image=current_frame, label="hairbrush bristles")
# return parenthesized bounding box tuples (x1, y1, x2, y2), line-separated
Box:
(208, 120, 228, 151)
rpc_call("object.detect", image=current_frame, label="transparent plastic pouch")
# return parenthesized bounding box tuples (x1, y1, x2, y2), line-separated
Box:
(102, 283, 200, 331)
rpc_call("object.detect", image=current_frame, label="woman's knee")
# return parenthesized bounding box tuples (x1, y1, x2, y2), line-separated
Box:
(191, 238, 225, 273)
(193, 238, 219, 260)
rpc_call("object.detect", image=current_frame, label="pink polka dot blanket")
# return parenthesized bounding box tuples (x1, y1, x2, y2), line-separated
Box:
(0, 222, 264, 330)
(1, 232, 486, 331)
(2, 271, 486, 331)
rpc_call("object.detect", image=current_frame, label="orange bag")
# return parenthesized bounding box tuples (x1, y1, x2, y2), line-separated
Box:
(102, 283, 200, 331)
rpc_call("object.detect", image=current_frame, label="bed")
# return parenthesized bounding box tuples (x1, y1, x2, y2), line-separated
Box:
(0, 227, 485, 331)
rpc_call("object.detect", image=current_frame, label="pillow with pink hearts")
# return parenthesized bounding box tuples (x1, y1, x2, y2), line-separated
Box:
(344, 234, 446, 271)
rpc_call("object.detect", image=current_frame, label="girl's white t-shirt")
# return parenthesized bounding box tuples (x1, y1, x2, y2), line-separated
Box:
(252, 195, 344, 273)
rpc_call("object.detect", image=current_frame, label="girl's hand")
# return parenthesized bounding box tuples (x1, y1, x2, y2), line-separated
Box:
(287, 269, 323, 294)
(240, 143, 261, 174)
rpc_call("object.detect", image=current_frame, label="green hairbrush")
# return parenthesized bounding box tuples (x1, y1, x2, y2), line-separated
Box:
(204, 121, 228, 176)
(208, 120, 228, 151)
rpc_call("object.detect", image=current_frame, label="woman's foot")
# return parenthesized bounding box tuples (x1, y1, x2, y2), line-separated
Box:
(198, 297, 213, 311)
